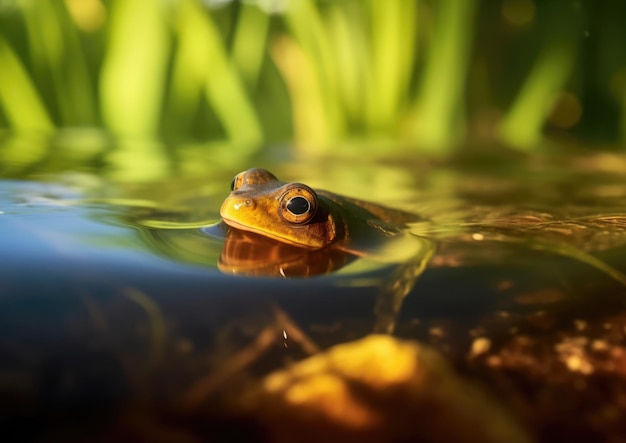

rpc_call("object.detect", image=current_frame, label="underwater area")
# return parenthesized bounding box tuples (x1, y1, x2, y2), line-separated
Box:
(2, 1, 626, 442)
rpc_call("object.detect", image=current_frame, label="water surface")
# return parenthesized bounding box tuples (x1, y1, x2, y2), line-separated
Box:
(3, 144, 626, 441)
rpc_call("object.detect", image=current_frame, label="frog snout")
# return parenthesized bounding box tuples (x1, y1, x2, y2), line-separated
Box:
(220, 196, 257, 217)
(232, 198, 255, 210)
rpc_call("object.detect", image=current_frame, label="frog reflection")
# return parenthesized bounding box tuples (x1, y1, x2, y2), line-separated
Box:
(218, 227, 354, 278)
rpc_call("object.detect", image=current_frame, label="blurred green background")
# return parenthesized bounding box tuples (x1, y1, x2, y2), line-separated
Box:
(0, 0, 625, 162)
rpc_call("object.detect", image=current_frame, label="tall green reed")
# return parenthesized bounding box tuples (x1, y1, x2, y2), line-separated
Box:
(0, 0, 622, 159)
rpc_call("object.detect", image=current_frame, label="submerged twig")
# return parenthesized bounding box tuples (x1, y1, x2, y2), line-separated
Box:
(180, 325, 276, 409)
(122, 287, 167, 366)
(181, 304, 320, 409)
(271, 303, 320, 355)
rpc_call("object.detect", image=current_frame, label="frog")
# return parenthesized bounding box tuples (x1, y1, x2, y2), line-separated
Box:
(220, 168, 430, 263)
(219, 168, 437, 333)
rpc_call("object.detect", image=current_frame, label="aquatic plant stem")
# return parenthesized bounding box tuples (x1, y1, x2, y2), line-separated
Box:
(21, 1, 96, 125)
(232, 2, 270, 89)
(367, 0, 417, 134)
(498, 43, 576, 150)
(0, 37, 54, 132)
(410, 0, 478, 152)
(100, 0, 170, 137)
(281, 0, 346, 148)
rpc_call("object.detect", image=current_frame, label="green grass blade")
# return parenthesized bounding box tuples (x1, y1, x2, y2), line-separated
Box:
(283, 0, 346, 144)
(167, 0, 264, 148)
(367, 0, 417, 133)
(21, 1, 96, 125)
(231, 3, 270, 89)
(498, 43, 576, 150)
(51, 1, 98, 124)
(411, 0, 478, 152)
(100, 0, 170, 137)
(199, 10, 264, 147)
(326, 3, 366, 126)
(271, 36, 330, 146)
(0, 37, 54, 132)
(165, 1, 211, 139)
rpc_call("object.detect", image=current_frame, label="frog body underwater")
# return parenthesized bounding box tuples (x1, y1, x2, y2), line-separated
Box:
(220, 168, 422, 260)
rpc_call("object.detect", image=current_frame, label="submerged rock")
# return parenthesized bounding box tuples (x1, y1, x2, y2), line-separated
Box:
(236, 334, 530, 443)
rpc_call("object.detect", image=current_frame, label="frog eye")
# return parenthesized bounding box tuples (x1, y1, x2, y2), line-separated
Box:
(230, 173, 243, 191)
(287, 196, 310, 215)
(279, 185, 317, 224)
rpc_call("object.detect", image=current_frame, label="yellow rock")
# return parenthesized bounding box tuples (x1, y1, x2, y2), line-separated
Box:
(238, 334, 530, 443)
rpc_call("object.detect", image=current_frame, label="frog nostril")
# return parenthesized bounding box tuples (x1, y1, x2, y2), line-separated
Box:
(233, 198, 255, 210)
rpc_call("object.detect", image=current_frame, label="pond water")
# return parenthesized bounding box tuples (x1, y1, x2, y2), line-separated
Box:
(2, 141, 626, 441)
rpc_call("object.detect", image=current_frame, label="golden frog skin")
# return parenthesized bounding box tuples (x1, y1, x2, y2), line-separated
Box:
(218, 228, 354, 277)
(220, 168, 418, 254)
